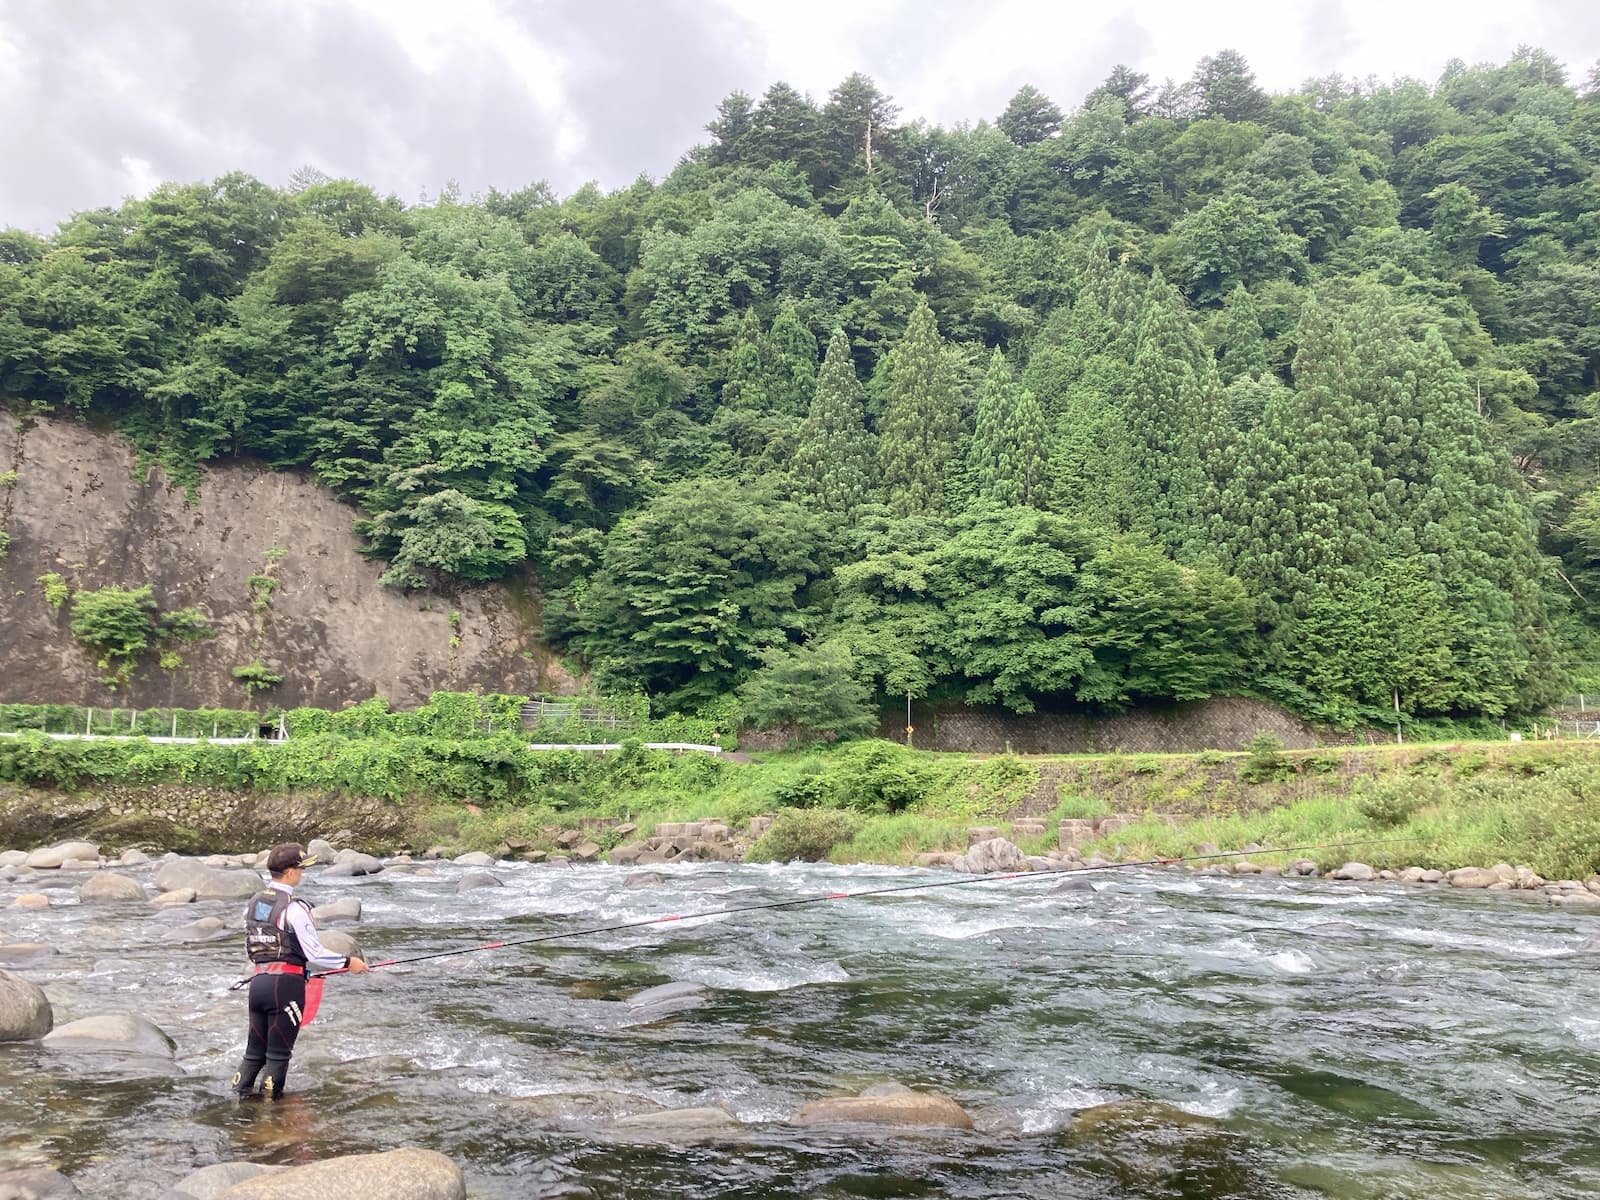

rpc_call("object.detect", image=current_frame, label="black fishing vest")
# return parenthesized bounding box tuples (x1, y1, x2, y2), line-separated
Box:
(244, 888, 308, 967)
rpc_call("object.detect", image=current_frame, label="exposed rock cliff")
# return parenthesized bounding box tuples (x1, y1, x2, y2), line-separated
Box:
(0, 411, 576, 709)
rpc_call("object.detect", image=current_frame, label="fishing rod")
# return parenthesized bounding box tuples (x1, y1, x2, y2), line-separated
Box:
(310, 837, 1418, 979)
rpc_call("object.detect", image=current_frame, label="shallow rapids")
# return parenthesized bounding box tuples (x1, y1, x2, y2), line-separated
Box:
(4, 859, 1600, 1198)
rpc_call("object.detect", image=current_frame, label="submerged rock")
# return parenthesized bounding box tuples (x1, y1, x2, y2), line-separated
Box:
(498, 1090, 667, 1122)
(167, 1161, 285, 1199)
(455, 870, 503, 893)
(212, 1148, 464, 1199)
(791, 1087, 974, 1129)
(0, 1167, 81, 1198)
(627, 981, 707, 1011)
(42, 1012, 175, 1058)
(0, 969, 53, 1041)
(605, 1106, 742, 1142)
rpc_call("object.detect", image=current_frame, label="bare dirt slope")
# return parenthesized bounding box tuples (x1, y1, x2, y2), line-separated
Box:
(0, 411, 576, 709)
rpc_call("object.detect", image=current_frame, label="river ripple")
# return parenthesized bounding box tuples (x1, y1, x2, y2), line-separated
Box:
(4, 860, 1600, 1198)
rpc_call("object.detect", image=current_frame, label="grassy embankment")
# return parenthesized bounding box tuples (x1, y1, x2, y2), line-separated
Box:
(3, 700, 1598, 877)
(419, 736, 1600, 880)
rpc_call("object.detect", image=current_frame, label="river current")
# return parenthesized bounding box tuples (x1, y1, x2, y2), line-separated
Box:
(3, 858, 1600, 1198)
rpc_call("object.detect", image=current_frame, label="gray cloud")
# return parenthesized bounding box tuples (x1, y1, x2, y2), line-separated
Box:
(0, 0, 1595, 233)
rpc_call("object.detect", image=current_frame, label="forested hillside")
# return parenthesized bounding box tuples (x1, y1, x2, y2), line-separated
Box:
(1, 49, 1597, 728)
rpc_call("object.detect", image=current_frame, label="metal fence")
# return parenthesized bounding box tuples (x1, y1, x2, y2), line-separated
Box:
(519, 701, 625, 730)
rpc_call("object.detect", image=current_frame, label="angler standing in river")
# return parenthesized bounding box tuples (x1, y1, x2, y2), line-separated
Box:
(230, 843, 368, 1098)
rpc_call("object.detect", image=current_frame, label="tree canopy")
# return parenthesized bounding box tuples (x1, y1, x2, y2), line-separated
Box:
(3, 46, 1596, 724)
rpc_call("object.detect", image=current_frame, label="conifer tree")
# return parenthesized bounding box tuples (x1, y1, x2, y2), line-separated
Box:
(767, 300, 819, 415)
(1125, 271, 1207, 556)
(1214, 285, 1269, 383)
(1386, 321, 1561, 712)
(720, 308, 769, 411)
(1220, 294, 1390, 620)
(969, 350, 1050, 508)
(879, 296, 962, 517)
(791, 328, 876, 519)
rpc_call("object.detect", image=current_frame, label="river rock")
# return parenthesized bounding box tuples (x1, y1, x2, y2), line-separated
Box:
(0, 1167, 80, 1198)
(10, 893, 49, 909)
(0, 850, 27, 867)
(151, 888, 197, 906)
(1329, 862, 1374, 882)
(453, 852, 496, 868)
(499, 1090, 667, 1121)
(308, 839, 338, 862)
(791, 1088, 974, 1129)
(166, 916, 230, 942)
(455, 870, 503, 893)
(1398, 867, 1427, 883)
(605, 1106, 742, 1142)
(1286, 859, 1318, 877)
(0, 943, 56, 965)
(325, 851, 384, 876)
(42, 1012, 175, 1057)
(118, 849, 151, 867)
(311, 928, 361, 960)
(0, 969, 53, 1041)
(955, 837, 1025, 875)
(312, 897, 362, 923)
(167, 1162, 285, 1199)
(153, 861, 261, 899)
(1447, 867, 1500, 889)
(24, 841, 99, 869)
(77, 873, 146, 903)
(213, 1148, 465, 1199)
(623, 871, 665, 889)
(1549, 891, 1600, 909)
(626, 981, 706, 1019)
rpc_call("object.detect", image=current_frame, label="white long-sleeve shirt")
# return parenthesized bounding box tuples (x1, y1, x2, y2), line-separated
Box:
(263, 880, 349, 971)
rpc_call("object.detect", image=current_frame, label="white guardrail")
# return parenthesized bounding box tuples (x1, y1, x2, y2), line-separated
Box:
(0, 731, 722, 754)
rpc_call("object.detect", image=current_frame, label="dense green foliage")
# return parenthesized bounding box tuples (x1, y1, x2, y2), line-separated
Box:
(4, 49, 1598, 724)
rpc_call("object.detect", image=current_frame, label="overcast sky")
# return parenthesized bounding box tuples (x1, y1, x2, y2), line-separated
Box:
(1, 0, 1596, 233)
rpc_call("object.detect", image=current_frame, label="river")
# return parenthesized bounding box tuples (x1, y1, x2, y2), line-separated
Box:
(3, 858, 1600, 1198)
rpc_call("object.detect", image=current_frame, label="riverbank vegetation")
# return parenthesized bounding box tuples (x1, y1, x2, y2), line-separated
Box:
(5, 700, 1600, 879)
(3, 49, 1599, 729)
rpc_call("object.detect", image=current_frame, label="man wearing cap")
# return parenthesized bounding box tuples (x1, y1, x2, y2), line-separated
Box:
(231, 842, 368, 1098)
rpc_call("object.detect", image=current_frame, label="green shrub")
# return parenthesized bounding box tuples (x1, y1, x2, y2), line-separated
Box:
(745, 807, 865, 863)
(1353, 777, 1434, 828)
(1238, 732, 1294, 783)
(232, 661, 284, 697)
(38, 573, 68, 610)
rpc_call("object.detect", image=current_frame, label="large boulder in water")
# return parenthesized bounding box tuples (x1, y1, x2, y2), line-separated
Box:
(24, 841, 99, 869)
(0, 1167, 81, 1197)
(311, 897, 362, 923)
(42, 1013, 175, 1058)
(78, 873, 147, 903)
(213, 1148, 465, 1199)
(316, 929, 362, 960)
(153, 860, 261, 899)
(0, 969, 53, 1041)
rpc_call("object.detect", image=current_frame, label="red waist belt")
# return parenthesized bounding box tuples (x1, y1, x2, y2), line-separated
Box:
(253, 963, 305, 976)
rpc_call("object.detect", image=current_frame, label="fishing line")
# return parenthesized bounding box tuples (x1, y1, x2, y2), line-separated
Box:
(307, 837, 1420, 980)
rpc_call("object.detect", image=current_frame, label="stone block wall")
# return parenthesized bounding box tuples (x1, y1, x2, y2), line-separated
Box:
(874, 696, 1322, 754)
